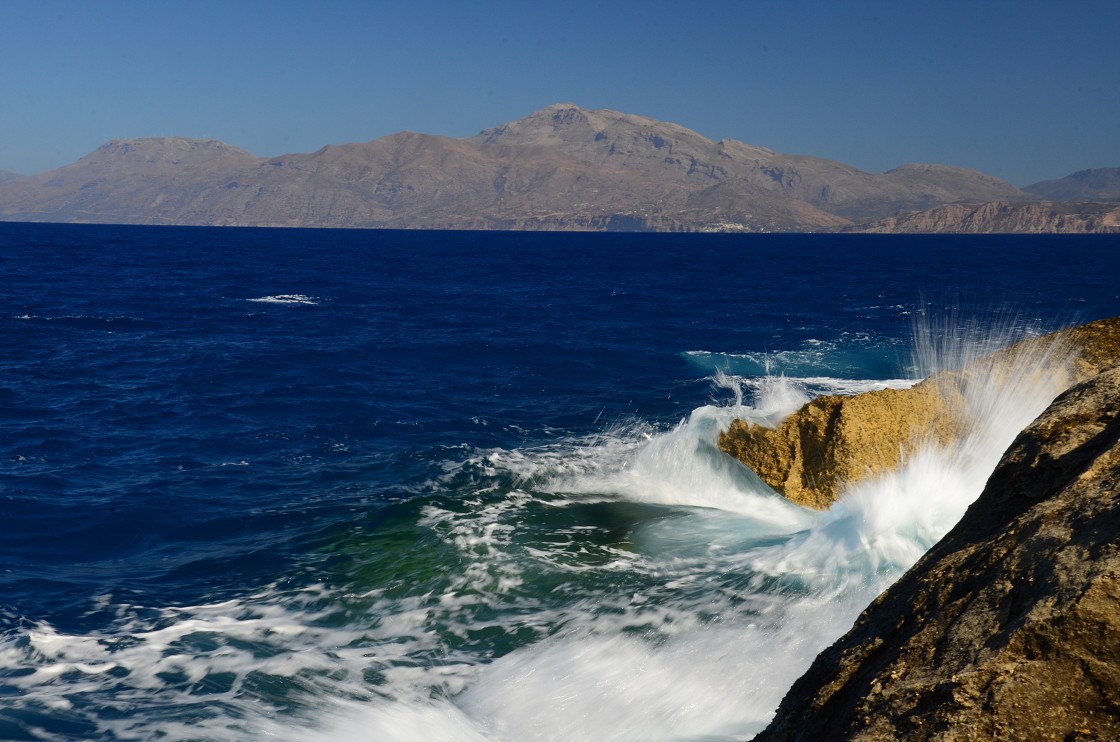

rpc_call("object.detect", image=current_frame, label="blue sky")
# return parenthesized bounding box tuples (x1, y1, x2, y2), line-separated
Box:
(2, 0, 1117, 185)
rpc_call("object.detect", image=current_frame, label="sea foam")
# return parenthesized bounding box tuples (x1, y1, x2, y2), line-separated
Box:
(245, 294, 319, 305)
(0, 313, 1079, 742)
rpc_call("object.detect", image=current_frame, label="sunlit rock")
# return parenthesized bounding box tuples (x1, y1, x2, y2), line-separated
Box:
(755, 361, 1120, 740)
(718, 317, 1120, 509)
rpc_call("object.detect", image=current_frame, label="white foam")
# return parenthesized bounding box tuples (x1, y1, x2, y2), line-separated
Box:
(0, 314, 1079, 741)
(246, 294, 319, 305)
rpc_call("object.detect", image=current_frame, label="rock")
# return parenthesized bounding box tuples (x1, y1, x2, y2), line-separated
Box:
(845, 200, 1120, 233)
(718, 317, 1120, 509)
(719, 381, 963, 510)
(754, 361, 1120, 740)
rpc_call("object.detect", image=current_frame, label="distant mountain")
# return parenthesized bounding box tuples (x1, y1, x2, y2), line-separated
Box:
(470, 105, 1029, 221)
(0, 123, 847, 232)
(0, 104, 1107, 232)
(0, 169, 23, 185)
(1025, 167, 1120, 201)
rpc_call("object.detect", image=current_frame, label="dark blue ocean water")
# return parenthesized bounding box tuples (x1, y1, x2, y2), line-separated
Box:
(2, 223, 1118, 740)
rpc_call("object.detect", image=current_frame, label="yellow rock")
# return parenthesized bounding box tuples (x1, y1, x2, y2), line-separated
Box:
(717, 317, 1120, 510)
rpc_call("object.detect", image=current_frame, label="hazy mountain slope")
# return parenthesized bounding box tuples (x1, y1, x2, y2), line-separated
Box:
(0, 138, 260, 224)
(0, 170, 24, 186)
(1025, 167, 1120, 201)
(471, 104, 1030, 220)
(0, 125, 847, 231)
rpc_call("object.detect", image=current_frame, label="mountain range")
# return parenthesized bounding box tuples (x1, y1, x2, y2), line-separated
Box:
(1, 104, 1117, 232)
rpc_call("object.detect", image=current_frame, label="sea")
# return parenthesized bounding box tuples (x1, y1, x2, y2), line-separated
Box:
(2, 222, 1118, 741)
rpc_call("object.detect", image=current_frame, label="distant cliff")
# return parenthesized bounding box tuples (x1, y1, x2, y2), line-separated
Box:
(0, 103, 1075, 233)
(847, 200, 1120, 234)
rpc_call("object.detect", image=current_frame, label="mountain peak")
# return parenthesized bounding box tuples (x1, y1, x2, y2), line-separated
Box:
(470, 103, 710, 150)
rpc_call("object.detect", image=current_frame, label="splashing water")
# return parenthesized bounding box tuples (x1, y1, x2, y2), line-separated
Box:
(287, 315, 1075, 741)
(0, 315, 1081, 741)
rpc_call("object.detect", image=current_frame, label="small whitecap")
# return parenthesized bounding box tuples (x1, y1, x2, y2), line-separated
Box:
(246, 294, 319, 305)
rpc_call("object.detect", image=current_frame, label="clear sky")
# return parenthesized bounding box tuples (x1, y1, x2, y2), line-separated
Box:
(2, 0, 1117, 185)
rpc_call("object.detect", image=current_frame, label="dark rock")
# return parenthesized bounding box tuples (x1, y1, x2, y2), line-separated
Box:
(755, 362, 1120, 741)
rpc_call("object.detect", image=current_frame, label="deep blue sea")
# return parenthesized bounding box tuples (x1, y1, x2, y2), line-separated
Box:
(2, 223, 1118, 740)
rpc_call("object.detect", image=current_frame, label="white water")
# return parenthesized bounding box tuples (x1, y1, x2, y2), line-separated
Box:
(245, 294, 320, 305)
(287, 320, 1075, 741)
(0, 320, 1077, 741)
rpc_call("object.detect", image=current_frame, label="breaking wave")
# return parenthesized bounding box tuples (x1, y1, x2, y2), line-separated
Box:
(0, 313, 1082, 741)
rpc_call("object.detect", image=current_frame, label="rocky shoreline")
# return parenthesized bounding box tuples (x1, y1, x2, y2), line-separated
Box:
(719, 318, 1120, 739)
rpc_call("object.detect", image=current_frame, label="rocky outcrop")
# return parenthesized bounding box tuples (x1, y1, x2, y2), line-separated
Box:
(755, 361, 1120, 741)
(847, 200, 1120, 233)
(720, 382, 963, 510)
(718, 318, 1120, 509)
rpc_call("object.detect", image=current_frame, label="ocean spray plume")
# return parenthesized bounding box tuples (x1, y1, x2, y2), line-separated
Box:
(747, 373, 813, 423)
(710, 369, 743, 408)
(525, 401, 810, 525)
(728, 311, 1084, 594)
(717, 311, 1084, 510)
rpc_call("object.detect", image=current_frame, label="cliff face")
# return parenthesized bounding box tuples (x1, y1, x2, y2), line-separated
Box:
(848, 200, 1120, 233)
(756, 361, 1120, 740)
(719, 318, 1120, 510)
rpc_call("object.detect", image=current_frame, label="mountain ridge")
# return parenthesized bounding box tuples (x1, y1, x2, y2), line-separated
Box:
(1025, 166, 1120, 201)
(0, 104, 1113, 232)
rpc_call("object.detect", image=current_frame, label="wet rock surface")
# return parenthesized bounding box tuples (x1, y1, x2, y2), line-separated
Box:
(719, 318, 1120, 509)
(754, 362, 1120, 740)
